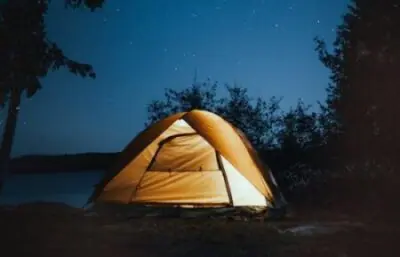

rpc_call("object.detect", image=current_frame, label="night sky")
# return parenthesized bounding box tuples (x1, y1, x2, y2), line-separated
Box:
(4, 0, 349, 157)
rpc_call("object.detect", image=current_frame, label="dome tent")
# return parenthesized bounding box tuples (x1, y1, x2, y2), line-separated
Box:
(88, 110, 286, 217)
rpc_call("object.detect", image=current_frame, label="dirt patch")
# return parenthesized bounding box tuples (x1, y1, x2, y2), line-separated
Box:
(0, 202, 399, 257)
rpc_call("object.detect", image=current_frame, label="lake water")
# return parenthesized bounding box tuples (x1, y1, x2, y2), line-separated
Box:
(0, 171, 104, 208)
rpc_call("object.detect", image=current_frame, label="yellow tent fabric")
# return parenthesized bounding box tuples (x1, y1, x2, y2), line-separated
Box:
(89, 110, 283, 208)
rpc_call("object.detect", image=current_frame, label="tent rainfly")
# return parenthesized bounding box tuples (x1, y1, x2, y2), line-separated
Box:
(88, 110, 286, 211)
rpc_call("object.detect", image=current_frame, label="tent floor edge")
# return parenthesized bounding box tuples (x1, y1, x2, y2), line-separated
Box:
(86, 202, 285, 220)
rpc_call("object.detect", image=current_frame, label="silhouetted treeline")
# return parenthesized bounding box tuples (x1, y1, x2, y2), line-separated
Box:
(9, 152, 118, 174)
(315, 0, 400, 169)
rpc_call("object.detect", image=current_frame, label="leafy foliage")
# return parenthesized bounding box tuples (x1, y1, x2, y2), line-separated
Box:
(315, 0, 400, 164)
(146, 79, 219, 125)
(64, 0, 105, 11)
(263, 99, 331, 196)
(0, 0, 103, 106)
(217, 85, 282, 150)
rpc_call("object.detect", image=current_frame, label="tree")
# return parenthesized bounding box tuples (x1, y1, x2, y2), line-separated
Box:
(0, 0, 105, 192)
(146, 79, 282, 150)
(276, 100, 317, 151)
(146, 79, 219, 126)
(216, 84, 282, 150)
(315, 0, 400, 165)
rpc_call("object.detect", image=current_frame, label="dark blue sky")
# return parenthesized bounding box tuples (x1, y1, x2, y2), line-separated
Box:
(5, 0, 349, 157)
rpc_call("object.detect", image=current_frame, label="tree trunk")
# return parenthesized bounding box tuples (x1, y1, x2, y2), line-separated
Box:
(0, 88, 22, 194)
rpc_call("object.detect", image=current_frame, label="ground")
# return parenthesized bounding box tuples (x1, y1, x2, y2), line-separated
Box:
(0, 201, 398, 257)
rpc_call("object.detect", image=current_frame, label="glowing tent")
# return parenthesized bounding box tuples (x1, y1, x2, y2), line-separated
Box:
(89, 110, 285, 211)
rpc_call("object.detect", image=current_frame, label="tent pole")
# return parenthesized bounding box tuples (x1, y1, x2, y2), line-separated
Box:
(216, 151, 233, 206)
